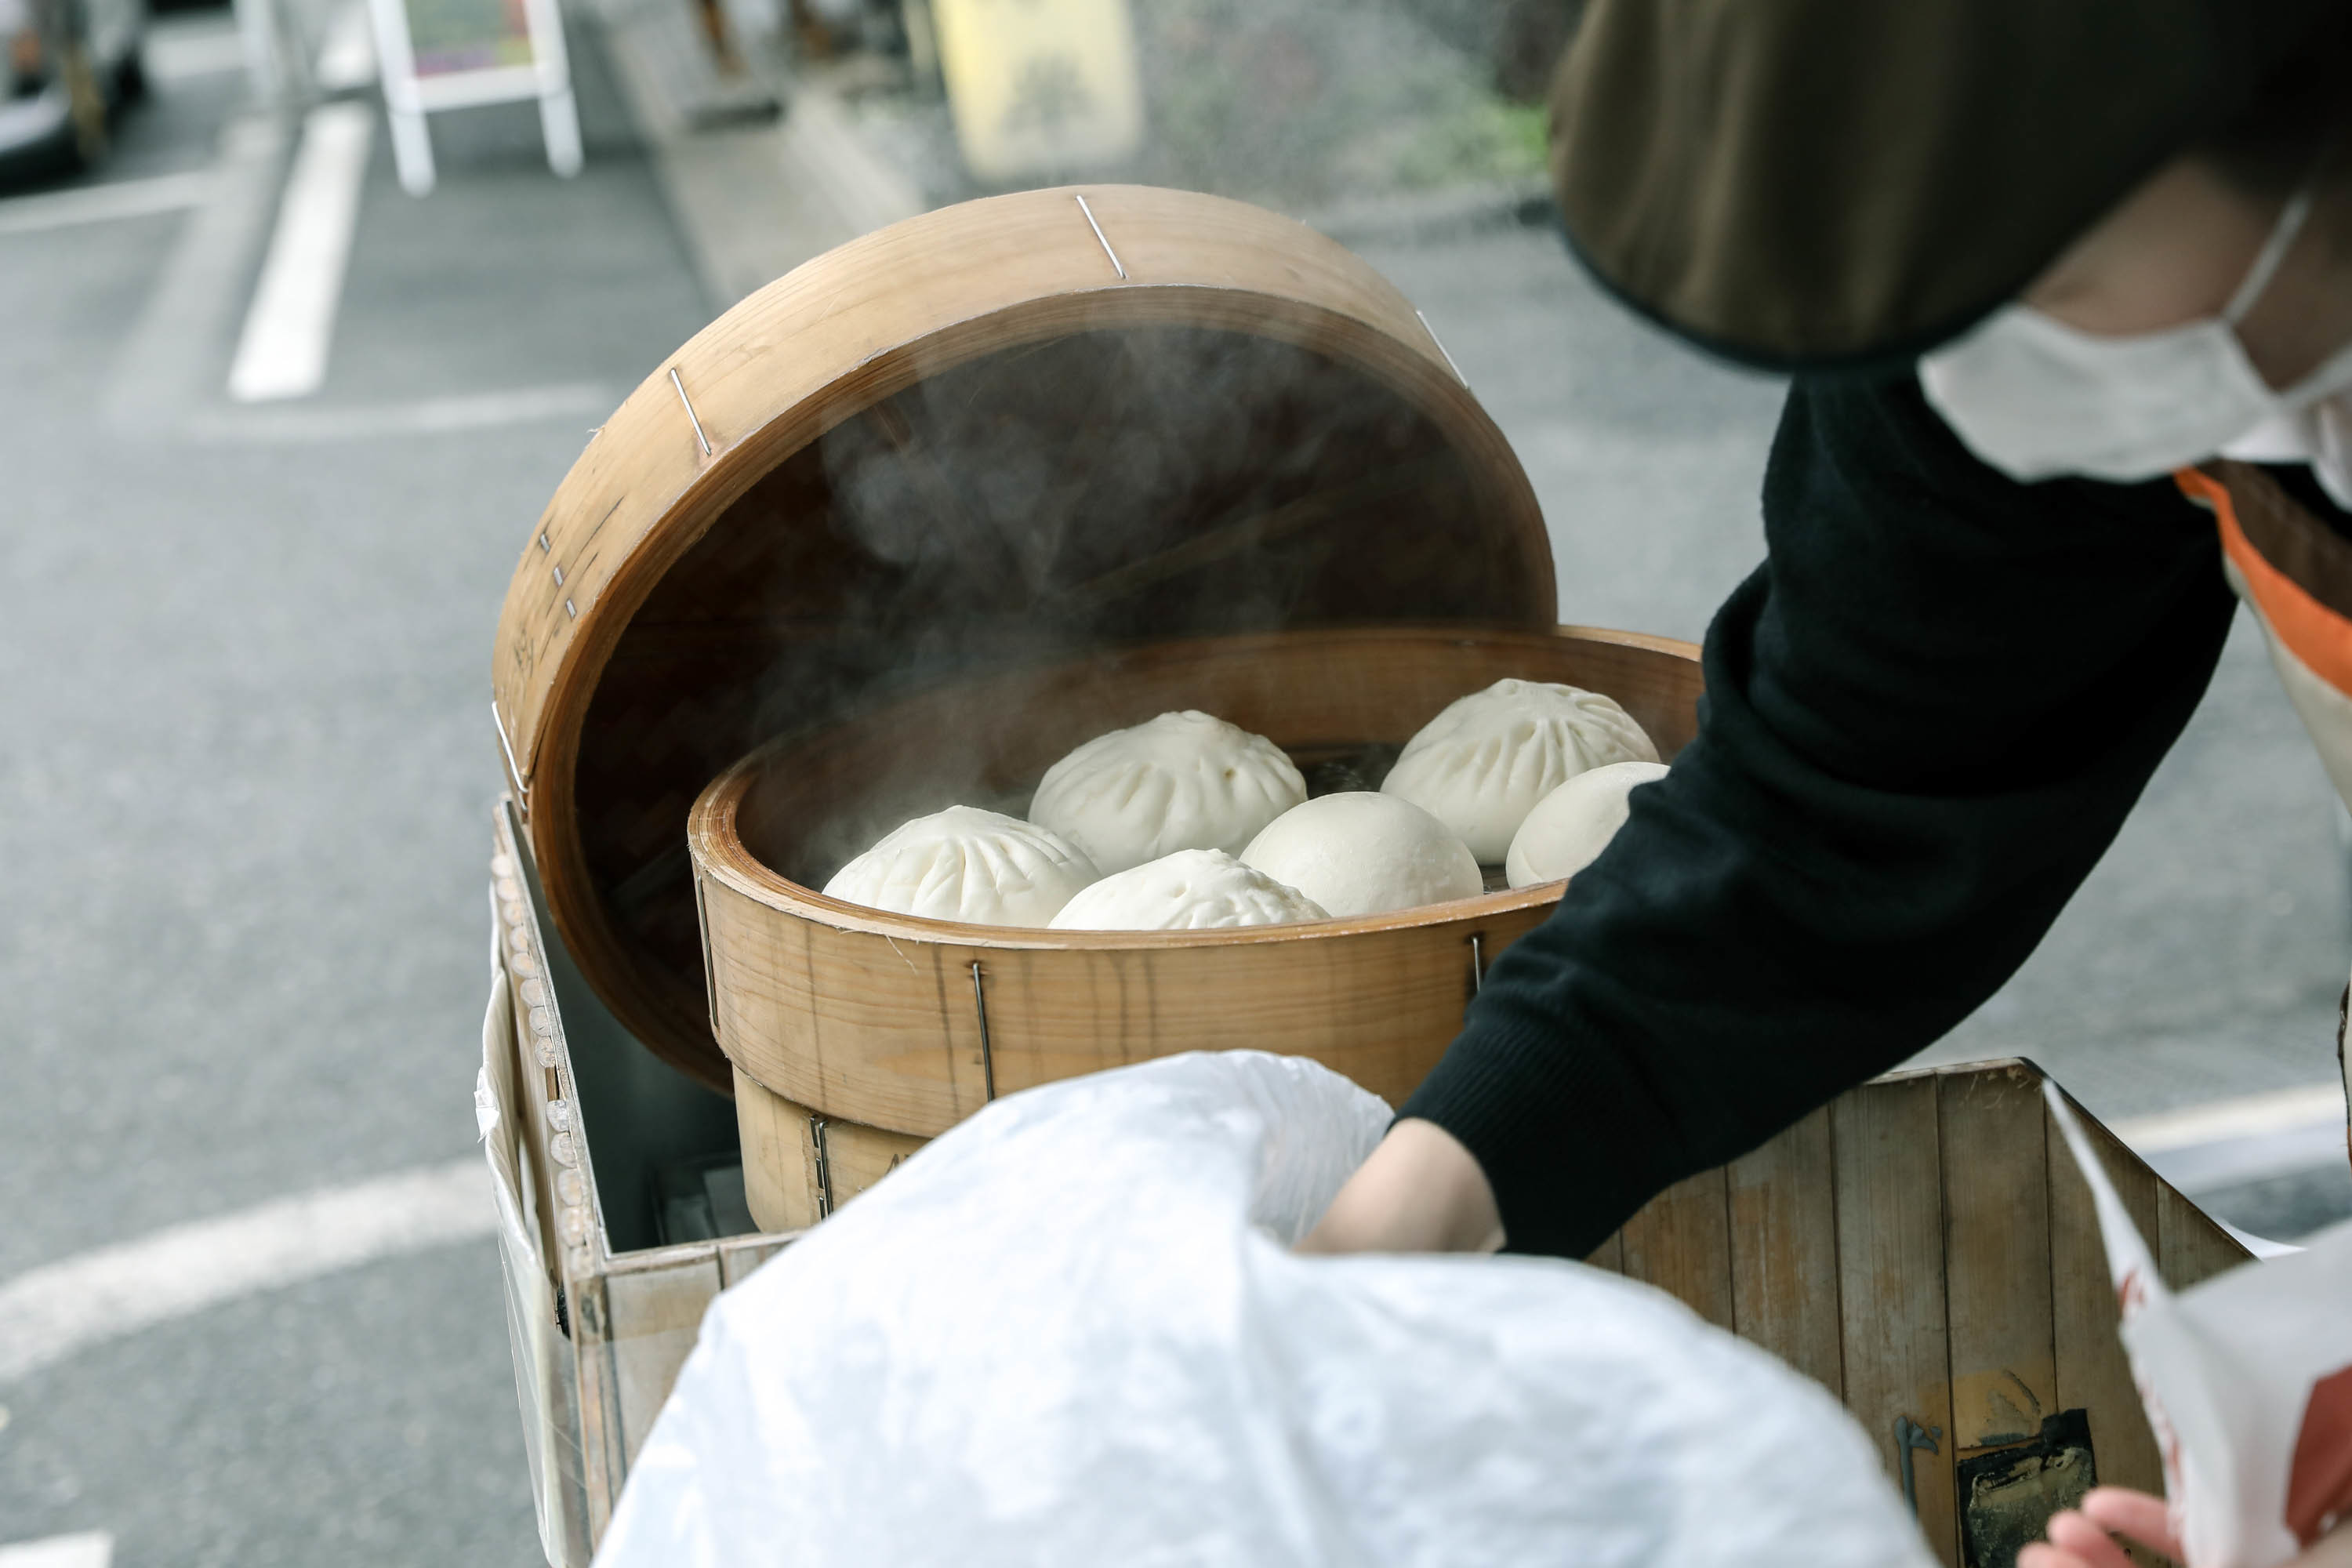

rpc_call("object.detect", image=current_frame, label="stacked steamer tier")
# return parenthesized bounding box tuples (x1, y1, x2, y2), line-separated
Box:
(490, 184, 1703, 1234)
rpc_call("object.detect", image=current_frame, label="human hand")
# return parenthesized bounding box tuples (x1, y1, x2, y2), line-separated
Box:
(2020, 1486, 2352, 1568)
(1295, 1117, 1504, 1254)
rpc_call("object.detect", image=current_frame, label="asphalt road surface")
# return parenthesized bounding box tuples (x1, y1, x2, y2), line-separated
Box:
(0, 8, 705, 1561)
(3, 13, 2348, 1566)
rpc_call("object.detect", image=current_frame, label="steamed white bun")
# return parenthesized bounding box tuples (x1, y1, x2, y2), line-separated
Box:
(1048, 848, 1327, 931)
(1505, 760, 1670, 888)
(1240, 792, 1482, 917)
(823, 806, 1098, 926)
(1029, 711, 1307, 875)
(1381, 679, 1658, 861)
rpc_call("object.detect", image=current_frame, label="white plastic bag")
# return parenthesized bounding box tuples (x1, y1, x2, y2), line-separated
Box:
(2047, 1083, 2352, 1566)
(597, 1052, 1934, 1568)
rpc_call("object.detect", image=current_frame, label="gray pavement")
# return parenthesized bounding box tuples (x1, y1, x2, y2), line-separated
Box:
(4, 11, 2350, 1566)
(0, 8, 706, 1559)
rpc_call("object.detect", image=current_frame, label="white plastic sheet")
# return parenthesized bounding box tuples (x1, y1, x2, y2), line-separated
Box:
(2048, 1084, 2352, 1567)
(597, 1052, 1934, 1567)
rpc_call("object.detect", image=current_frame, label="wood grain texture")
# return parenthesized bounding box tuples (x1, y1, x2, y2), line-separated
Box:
(1582, 1230, 1624, 1274)
(602, 1257, 723, 1469)
(490, 183, 1560, 1087)
(2045, 1083, 2168, 1504)
(2158, 1182, 2253, 1292)
(1727, 1105, 1842, 1397)
(717, 1235, 789, 1288)
(1939, 1063, 2057, 1454)
(735, 1066, 928, 1230)
(694, 625, 1701, 1137)
(1620, 1168, 1735, 1331)
(821, 1114, 928, 1210)
(571, 1277, 623, 1544)
(1835, 1074, 1959, 1566)
(735, 1064, 819, 1233)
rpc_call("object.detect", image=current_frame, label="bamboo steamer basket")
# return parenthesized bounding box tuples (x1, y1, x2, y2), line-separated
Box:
(691, 622, 1702, 1149)
(491, 183, 1576, 1092)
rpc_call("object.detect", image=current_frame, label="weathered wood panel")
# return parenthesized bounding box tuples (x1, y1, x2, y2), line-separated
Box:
(1620, 1167, 1735, 1331)
(2158, 1183, 2252, 1294)
(1835, 1074, 1958, 1566)
(719, 1235, 790, 1288)
(1582, 1229, 1624, 1275)
(1727, 1105, 1843, 1397)
(1940, 1065, 2057, 1455)
(602, 1257, 724, 1468)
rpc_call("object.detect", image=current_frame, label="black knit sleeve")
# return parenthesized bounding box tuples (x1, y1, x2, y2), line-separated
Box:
(1399, 372, 2237, 1258)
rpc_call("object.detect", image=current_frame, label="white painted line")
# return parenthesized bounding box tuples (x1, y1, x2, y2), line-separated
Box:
(2143, 1122, 2349, 1198)
(0, 171, 213, 238)
(227, 100, 374, 403)
(2111, 1081, 2350, 1199)
(315, 0, 376, 93)
(0, 1160, 492, 1385)
(144, 20, 249, 81)
(187, 380, 616, 444)
(2114, 1082, 2344, 1151)
(0, 1533, 112, 1568)
(105, 114, 292, 433)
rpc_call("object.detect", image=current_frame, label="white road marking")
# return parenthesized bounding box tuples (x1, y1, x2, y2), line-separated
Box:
(0, 1160, 492, 1386)
(315, 0, 377, 93)
(2114, 1081, 2350, 1200)
(0, 172, 213, 237)
(0, 1533, 112, 1568)
(2114, 1082, 2345, 1151)
(105, 114, 291, 432)
(187, 379, 616, 443)
(227, 100, 374, 402)
(143, 19, 249, 81)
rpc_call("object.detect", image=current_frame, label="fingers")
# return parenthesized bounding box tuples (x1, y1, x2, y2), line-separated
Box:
(2041, 1508, 2140, 1568)
(2079, 1486, 2183, 1556)
(2018, 1545, 2087, 1568)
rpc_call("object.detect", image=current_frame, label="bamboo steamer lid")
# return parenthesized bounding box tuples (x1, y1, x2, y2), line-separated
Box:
(492, 184, 1556, 1093)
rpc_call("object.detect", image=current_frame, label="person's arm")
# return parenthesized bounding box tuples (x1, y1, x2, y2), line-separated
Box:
(1308, 372, 2238, 1258)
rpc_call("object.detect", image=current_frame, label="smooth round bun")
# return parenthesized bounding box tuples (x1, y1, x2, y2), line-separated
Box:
(823, 806, 1098, 927)
(1047, 849, 1328, 931)
(1506, 760, 1670, 888)
(1381, 679, 1659, 862)
(1240, 792, 1482, 917)
(1029, 710, 1308, 875)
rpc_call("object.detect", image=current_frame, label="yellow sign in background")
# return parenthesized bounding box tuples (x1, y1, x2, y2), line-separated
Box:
(931, 0, 1145, 182)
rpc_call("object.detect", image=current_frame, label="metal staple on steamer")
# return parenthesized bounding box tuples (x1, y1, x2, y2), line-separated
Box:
(1074, 193, 1127, 280)
(971, 961, 998, 1100)
(492, 700, 530, 811)
(669, 365, 713, 456)
(1417, 309, 1470, 388)
(808, 1115, 835, 1218)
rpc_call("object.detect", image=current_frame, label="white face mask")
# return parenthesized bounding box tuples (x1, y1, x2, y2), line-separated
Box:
(1919, 178, 2352, 494)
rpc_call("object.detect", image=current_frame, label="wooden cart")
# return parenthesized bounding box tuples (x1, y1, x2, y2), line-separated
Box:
(474, 183, 2256, 1567)
(484, 792, 2252, 1567)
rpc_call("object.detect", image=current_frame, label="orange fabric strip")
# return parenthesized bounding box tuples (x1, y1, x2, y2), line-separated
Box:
(2180, 466, 2352, 697)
